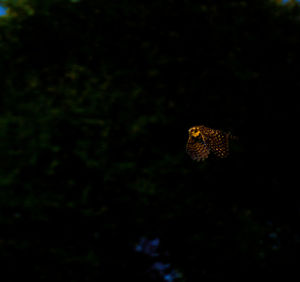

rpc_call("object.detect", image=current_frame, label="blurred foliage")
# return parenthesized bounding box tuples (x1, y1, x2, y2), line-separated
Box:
(1, 0, 300, 281)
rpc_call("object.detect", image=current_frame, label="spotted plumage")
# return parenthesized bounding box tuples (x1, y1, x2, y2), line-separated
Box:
(186, 125, 235, 161)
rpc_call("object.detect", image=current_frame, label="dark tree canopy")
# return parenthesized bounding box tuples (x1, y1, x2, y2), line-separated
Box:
(0, 0, 300, 281)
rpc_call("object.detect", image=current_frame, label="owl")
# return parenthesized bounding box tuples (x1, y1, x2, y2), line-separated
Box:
(186, 125, 235, 161)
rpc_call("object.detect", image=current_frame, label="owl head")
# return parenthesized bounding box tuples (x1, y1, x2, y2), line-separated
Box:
(188, 126, 201, 138)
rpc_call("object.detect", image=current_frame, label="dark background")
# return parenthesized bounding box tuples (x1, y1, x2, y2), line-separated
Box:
(0, 0, 300, 281)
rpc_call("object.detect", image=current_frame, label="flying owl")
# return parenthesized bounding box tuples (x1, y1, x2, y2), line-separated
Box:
(186, 125, 235, 161)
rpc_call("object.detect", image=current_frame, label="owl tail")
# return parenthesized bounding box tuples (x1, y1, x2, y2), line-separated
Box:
(226, 132, 238, 141)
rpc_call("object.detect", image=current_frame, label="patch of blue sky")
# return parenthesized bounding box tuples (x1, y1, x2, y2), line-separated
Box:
(152, 262, 182, 282)
(0, 6, 7, 16)
(135, 237, 160, 257)
(164, 270, 183, 282)
(135, 237, 183, 281)
(152, 262, 171, 273)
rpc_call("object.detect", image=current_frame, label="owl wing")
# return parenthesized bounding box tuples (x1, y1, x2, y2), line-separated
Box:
(186, 136, 210, 161)
(204, 130, 229, 158)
